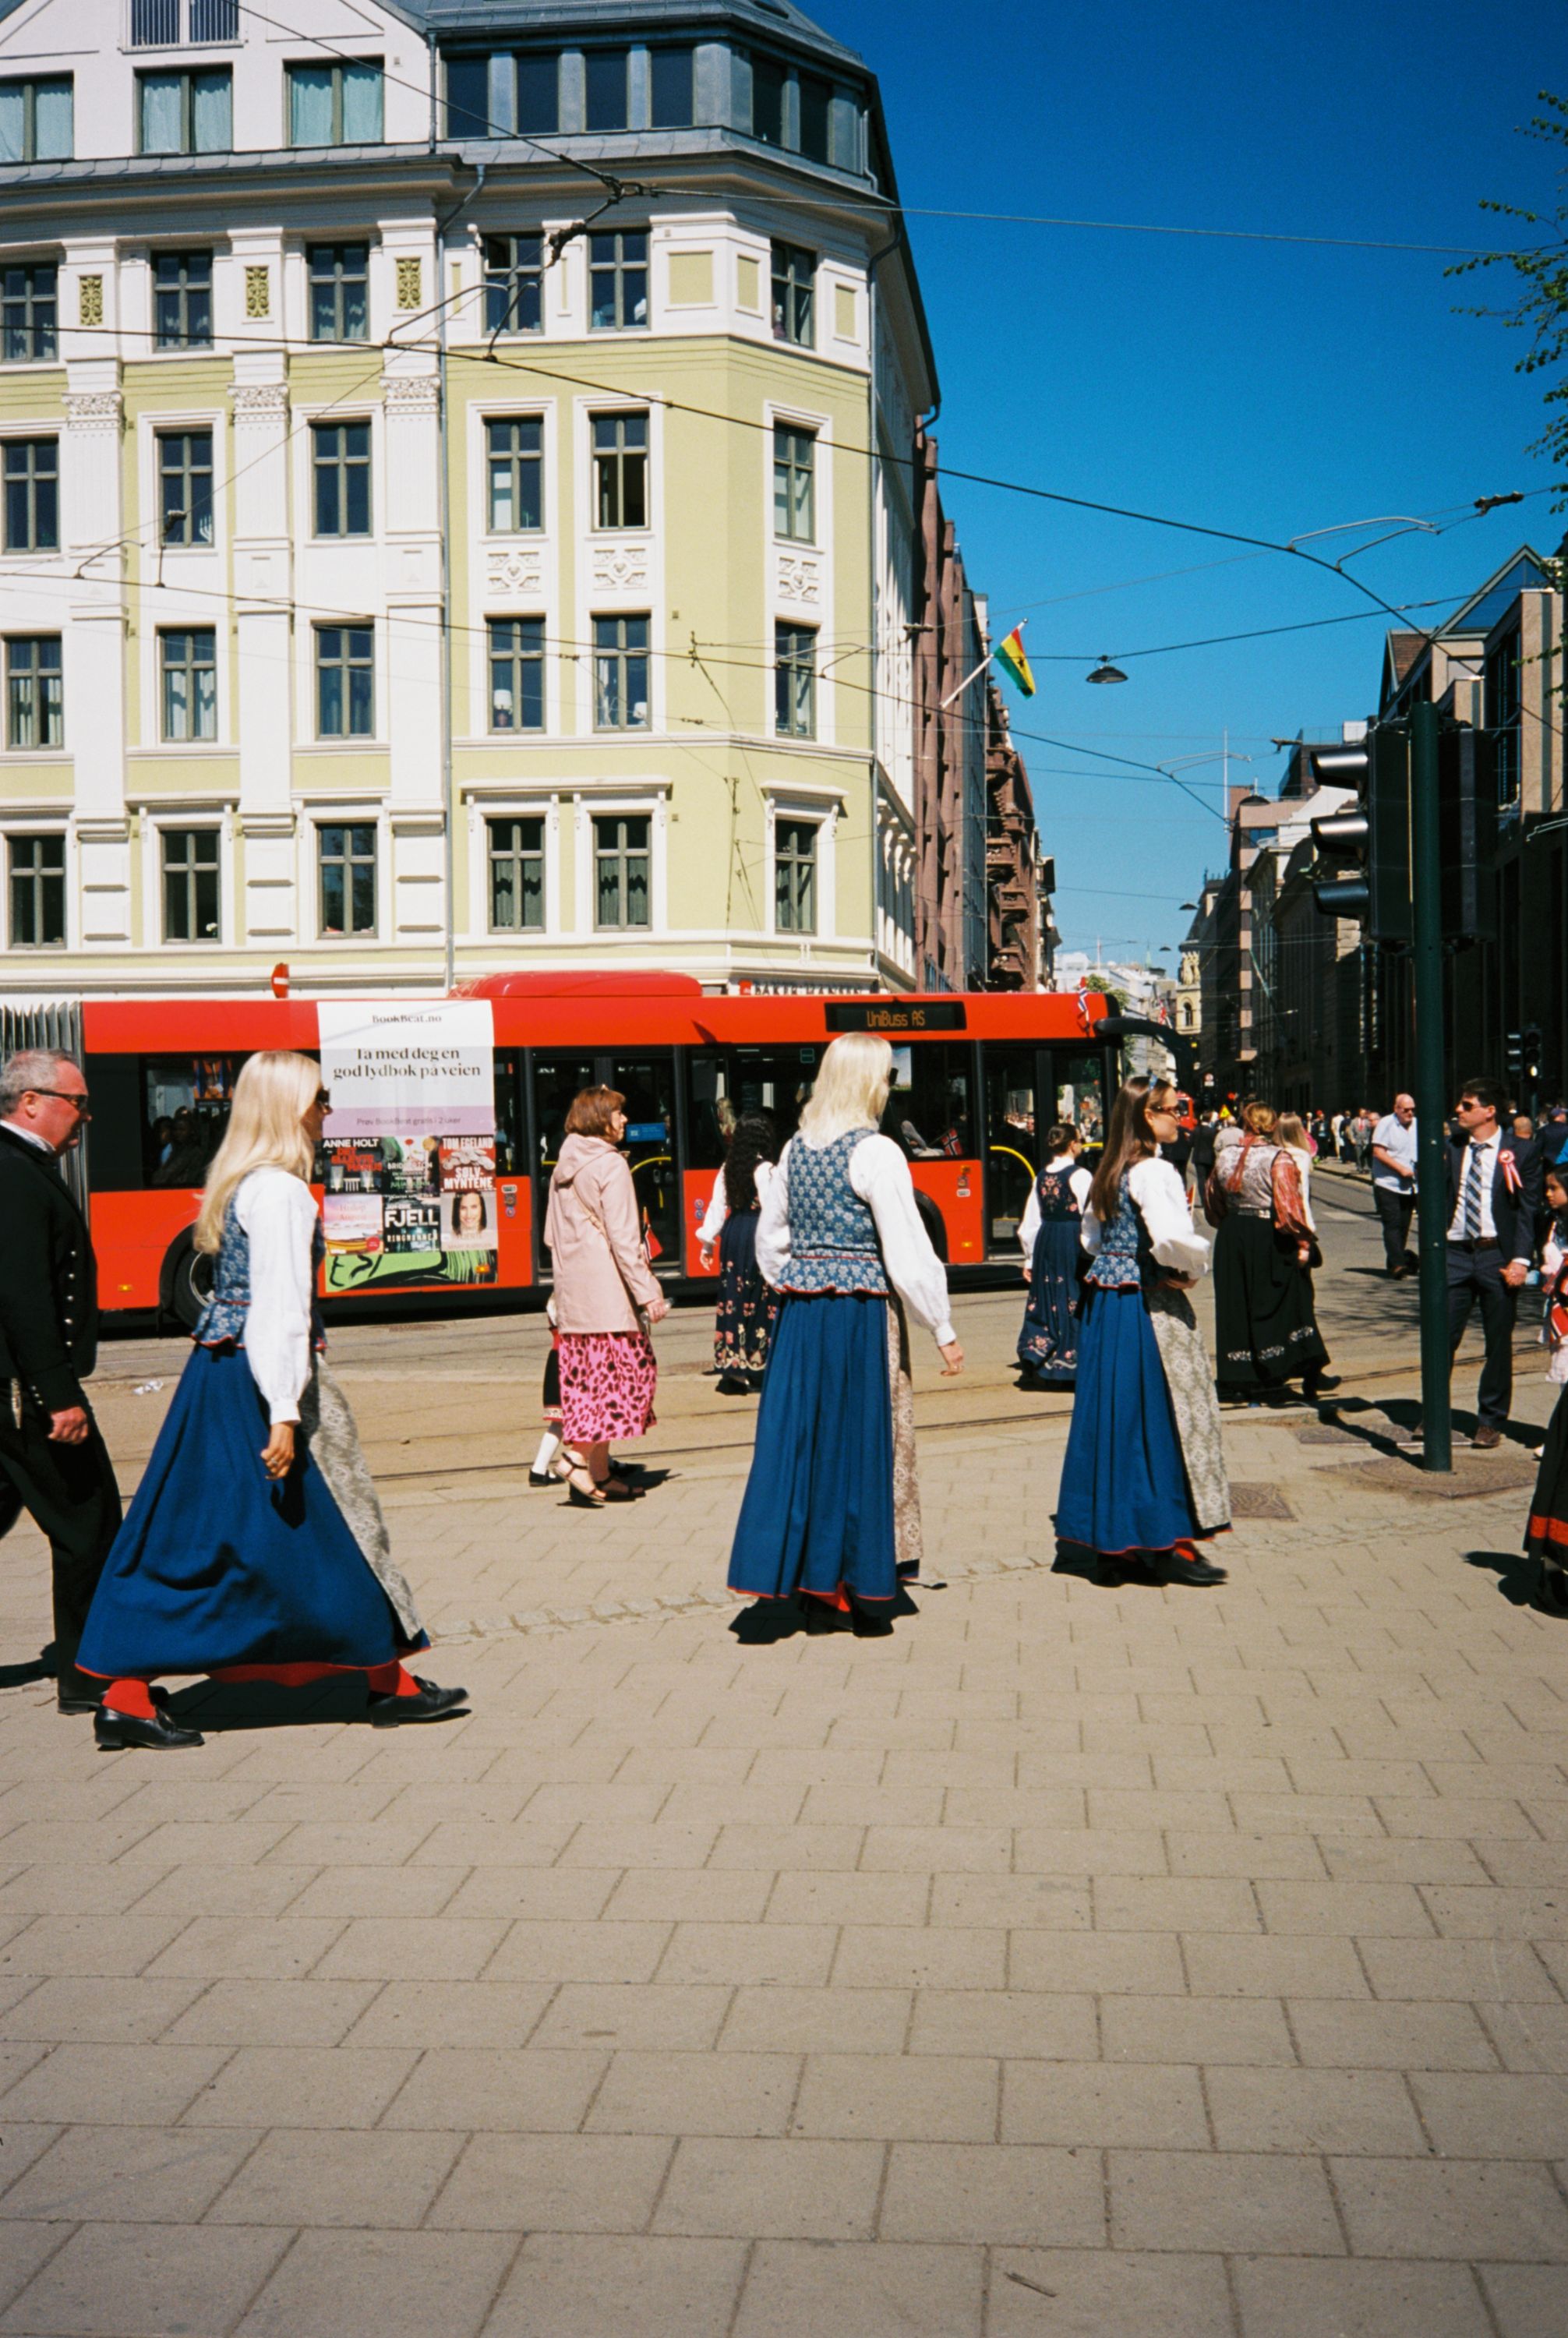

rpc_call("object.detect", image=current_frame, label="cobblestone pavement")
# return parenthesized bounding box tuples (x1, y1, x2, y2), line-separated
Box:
(0, 1182, 1563, 2336)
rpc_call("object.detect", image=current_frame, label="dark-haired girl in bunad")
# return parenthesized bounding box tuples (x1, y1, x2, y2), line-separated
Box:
(727, 1034, 963, 1633)
(699, 1111, 781, 1394)
(1056, 1076, 1232, 1588)
(1017, 1121, 1091, 1386)
(1526, 1164, 1568, 1615)
(76, 1051, 467, 1750)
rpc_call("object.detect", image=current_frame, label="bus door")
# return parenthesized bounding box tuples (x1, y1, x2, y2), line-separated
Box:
(880, 1040, 982, 1267)
(529, 1051, 596, 1278)
(680, 1044, 818, 1274)
(607, 1054, 678, 1270)
(982, 1044, 1044, 1259)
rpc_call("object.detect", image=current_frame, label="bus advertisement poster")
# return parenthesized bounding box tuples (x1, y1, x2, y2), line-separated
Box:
(317, 1001, 496, 1139)
(317, 1003, 499, 1290)
(323, 1194, 384, 1256)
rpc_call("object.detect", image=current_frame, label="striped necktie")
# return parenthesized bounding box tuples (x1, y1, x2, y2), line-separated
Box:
(1461, 1143, 1485, 1239)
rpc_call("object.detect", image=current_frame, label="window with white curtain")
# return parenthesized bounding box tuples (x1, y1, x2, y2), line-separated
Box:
(288, 62, 383, 146)
(0, 77, 73, 164)
(138, 67, 231, 154)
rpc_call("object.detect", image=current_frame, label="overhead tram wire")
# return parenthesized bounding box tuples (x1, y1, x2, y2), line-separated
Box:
(37, 303, 1533, 651)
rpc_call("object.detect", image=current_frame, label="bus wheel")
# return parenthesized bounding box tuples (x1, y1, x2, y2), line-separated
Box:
(164, 1237, 214, 1331)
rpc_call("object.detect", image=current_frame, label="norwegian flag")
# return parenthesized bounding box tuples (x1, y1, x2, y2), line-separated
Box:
(1073, 977, 1093, 1033)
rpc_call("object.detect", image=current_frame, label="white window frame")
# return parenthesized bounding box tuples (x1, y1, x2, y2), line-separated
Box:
(139, 803, 232, 948)
(463, 789, 561, 942)
(763, 396, 834, 747)
(572, 395, 663, 736)
(571, 784, 667, 937)
(301, 805, 384, 944)
(764, 786, 839, 941)
(2, 817, 70, 951)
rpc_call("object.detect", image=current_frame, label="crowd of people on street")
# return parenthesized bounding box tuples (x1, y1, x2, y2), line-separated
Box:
(2, 1033, 1566, 1751)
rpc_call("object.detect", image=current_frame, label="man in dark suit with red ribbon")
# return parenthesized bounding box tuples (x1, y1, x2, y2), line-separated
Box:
(1445, 1075, 1542, 1450)
(0, 1051, 123, 1711)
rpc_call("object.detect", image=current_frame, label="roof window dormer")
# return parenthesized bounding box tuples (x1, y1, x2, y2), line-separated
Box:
(129, 0, 239, 50)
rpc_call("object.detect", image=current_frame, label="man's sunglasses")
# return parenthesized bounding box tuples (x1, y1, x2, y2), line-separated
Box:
(27, 1089, 90, 1114)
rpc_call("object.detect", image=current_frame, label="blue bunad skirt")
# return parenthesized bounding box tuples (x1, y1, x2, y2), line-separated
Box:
(77, 1342, 423, 1682)
(727, 1291, 898, 1606)
(1054, 1281, 1202, 1558)
(1018, 1216, 1083, 1383)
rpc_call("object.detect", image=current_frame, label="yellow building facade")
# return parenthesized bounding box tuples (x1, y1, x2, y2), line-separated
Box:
(0, 0, 935, 1000)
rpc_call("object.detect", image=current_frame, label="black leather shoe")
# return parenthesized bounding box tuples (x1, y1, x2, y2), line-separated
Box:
(849, 1608, 895, 1637)
(367, 1676, 469, 1725)
(56, 1690, 103, 1716)
(94, 1703, 204, 1752)
(1154, 1552, 1228, 1588)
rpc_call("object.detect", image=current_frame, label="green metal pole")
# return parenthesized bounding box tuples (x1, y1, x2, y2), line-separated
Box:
(1409, 700, 1451, 1474)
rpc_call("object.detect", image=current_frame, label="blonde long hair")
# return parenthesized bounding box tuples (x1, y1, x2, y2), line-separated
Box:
(193, 1051, 320, 1253)
(798, 1032, 892, 1145)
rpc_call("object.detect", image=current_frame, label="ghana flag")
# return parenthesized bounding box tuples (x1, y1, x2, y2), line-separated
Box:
(994, 626, 1035, 698)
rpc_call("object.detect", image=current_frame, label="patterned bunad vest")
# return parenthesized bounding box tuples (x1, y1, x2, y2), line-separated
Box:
(1085, 1170, 1152, 1292)
(1033, 1167, 1082, 1224)
(775, 1129, 890, 1297)
(191, 1185, 327, 1351)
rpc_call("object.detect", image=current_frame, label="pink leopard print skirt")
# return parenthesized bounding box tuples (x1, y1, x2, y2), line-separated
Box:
(556, 1331, 658, 1443)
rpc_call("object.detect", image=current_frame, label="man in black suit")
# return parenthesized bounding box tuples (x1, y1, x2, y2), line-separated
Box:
(0, 1051, 123, 1711)
(1445, 1075, 1542, 1450)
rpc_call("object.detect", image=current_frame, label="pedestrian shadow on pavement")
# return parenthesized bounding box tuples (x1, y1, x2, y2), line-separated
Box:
(1316, 1397, 1481, 1457)
(729, 1585, 921, 1642)
(159, 1677, 464, 1731)
(1463, 1549, 1561, 1612)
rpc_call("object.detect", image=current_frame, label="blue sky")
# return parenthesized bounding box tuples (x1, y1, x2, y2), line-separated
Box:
(823, 0, 1563, 962)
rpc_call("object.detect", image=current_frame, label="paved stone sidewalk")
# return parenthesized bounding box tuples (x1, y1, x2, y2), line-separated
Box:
(0, 1286, 1563, 2336)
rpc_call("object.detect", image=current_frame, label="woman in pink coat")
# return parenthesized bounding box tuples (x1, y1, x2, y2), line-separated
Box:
(543, 1086, 669, 1506)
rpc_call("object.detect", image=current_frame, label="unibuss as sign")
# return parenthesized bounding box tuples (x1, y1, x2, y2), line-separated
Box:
(825, 1000, 967, 1033)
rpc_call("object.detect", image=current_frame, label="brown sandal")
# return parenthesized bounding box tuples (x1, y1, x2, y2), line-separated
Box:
(550, 1454, 606, 1508)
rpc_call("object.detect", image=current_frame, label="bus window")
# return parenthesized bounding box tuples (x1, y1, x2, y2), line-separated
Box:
(685, 1047, 816, 1168)
(984, 1044, 1038, 1248)
(141, 1054, 243, 1188)
(1051, 1050, 1105, 1153)
(881, 1043, 973, 1160)
(532, 1055, 596, 1178)
(493, 1049, 524, 1175)
(612, 1054, 677, 1266)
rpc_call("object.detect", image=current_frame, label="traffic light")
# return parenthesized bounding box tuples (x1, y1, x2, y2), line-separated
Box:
(1437, 724, 1497, 947)
(1506, 1028, 1524, 1090)
(1523, 1022, 1544, 1090)
(1308, 731, 1412, 944)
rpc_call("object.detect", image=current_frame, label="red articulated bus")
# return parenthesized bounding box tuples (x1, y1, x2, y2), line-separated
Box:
(67, 973, 1123, 1325)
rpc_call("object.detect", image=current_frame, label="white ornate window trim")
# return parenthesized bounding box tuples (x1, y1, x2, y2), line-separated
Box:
(137, 802, 234, 949)
(762, 782, 839, 942)
(764, 397, 834, 746)
(570, 781, 669, 937)
(461, 786, 562, 941)
(572, 394, 663, 736)
(0, 816, 71, 953)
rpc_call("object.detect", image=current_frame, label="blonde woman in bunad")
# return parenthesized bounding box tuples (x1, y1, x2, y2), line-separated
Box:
(727, 1033, 963, 1634)
(1208, 1100, 1330, 1405)
(543, 1086, 669, 1506)
(698, 1111, 782, 1394)
(1016, 1121, 1092, 1386)
(1055, 1075, 1232, 1588)
(76, 1052, 465, 1751)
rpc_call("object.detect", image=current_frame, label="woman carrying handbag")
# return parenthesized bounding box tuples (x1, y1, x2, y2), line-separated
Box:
(543, 1086, 668, 1506)
(1207, 1101, 1330, 1406)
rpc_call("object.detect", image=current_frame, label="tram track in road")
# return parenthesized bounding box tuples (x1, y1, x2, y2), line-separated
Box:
(365, 1347, 1497, 1490)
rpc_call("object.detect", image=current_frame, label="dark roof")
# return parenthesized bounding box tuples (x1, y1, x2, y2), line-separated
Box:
(405, 0, 864, 69)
